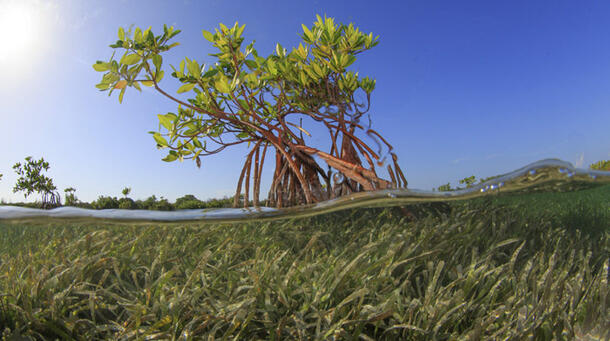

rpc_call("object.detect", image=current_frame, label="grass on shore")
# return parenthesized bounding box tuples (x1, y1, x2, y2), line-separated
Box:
(0, 185, 608, 340)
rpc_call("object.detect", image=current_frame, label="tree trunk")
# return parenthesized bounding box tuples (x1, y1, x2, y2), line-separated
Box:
(267, 149, 327, 208)
(235, 130, 404, 209)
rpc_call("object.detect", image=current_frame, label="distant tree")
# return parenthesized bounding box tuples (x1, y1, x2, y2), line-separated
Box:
(204, 197, 226, 208)
(138, 195, 159, 210)
(152, 196, 174, 211)
(589, 160, 610, 171)
(459, 175, 476, 188)
(92, 195, 120, 209)
(437, 183, 453, 192)
(118, 197, 136, 209)
(64, 187, 78, 206)
(175, 194, 205, 209)
(93, 15, 407, 208)
(122, 187, 131, 197)
(176, 194, 198, 204)
(12, 156, 61, 209)
(0, 173, 3, 182)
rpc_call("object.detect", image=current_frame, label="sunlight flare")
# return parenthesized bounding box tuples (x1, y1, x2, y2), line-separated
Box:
(0, 0, 54, 75)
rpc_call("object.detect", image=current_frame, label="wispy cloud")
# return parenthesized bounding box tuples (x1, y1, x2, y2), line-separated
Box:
(451, 157, 469, 164)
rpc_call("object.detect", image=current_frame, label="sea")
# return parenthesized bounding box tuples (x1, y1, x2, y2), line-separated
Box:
(0, 158, 608, 224)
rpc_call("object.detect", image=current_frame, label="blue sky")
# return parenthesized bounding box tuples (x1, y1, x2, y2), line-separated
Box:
(1, 0, 609, 203)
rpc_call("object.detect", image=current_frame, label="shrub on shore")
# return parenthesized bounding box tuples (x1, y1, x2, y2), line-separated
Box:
(91, 195, 120, 209)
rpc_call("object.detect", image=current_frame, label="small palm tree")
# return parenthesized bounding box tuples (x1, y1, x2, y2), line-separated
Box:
(64, 187, 78, 206)
(122, 187, 131, 198)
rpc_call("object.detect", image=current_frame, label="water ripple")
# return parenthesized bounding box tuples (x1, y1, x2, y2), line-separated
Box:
(1, 158, 608, 223)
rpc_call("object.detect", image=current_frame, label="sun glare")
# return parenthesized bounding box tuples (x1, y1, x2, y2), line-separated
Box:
(0, 0, 51, 75)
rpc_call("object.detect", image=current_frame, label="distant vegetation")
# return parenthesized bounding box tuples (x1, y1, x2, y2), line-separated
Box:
(0, 158, 262, 210)
(434, 175, 501, 192)
(434, 159, 610, 191)
(1, 191, 255, 211)
(1, 158, 609, 209)
(590, 159, 610, 171)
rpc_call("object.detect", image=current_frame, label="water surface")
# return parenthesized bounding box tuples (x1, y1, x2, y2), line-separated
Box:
(0, 158, 608, 224)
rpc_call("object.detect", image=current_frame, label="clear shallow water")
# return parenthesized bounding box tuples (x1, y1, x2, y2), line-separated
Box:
(1, 158, 608, 223)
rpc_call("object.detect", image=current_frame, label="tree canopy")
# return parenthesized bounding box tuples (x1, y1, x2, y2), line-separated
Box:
(589, 160, 610, 171)
(12, 156, 61, 208)
(94, 15, 406, 207)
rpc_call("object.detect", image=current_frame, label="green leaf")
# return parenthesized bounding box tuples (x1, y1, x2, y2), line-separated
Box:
(177, 83, 196, 94)
(237, 99, 250, 110)
(153, 133, 168, 147)
(266, 59, 277, 75)
(111, 60, 119, 72)
(299, 71, 308, 85)
(167, 42, 180, 50)
(193, 138, 203, 149)
(152, 54, 162, 71)
(109, 40, 123, 48)
(245, 73, 258, 85)
(141, 80, 154, 87)
(146, 29, 154, 43)
(143, 26, 151, 39)
(120, 53, 141, 65)
(179, 60, 185, 75)
(275, 43, 284, 57)
(158, 114, 172, 130)
(236, 24, 246, 38)
(203, 69, 218, 78)
(166, 112, 178, 122)
(244, 60, 258, 69)
(155, 70, 164, 82)
(301, 23, 312, 36)
(95, 82, 110, 90)
(202, 29, 214, 42)
(183, 129, 198, 136)
(295, 43, 308, 59)
(118, 27, 125, 41)
(344, 55, 356, 68)
(162, 152, 178, 162)
(92, 61, 110, 72)
(186, 59, 201, 78)
(118, 88, 126, 103)
(214, 76, 231, 94)
(134, 27, 143, 43)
